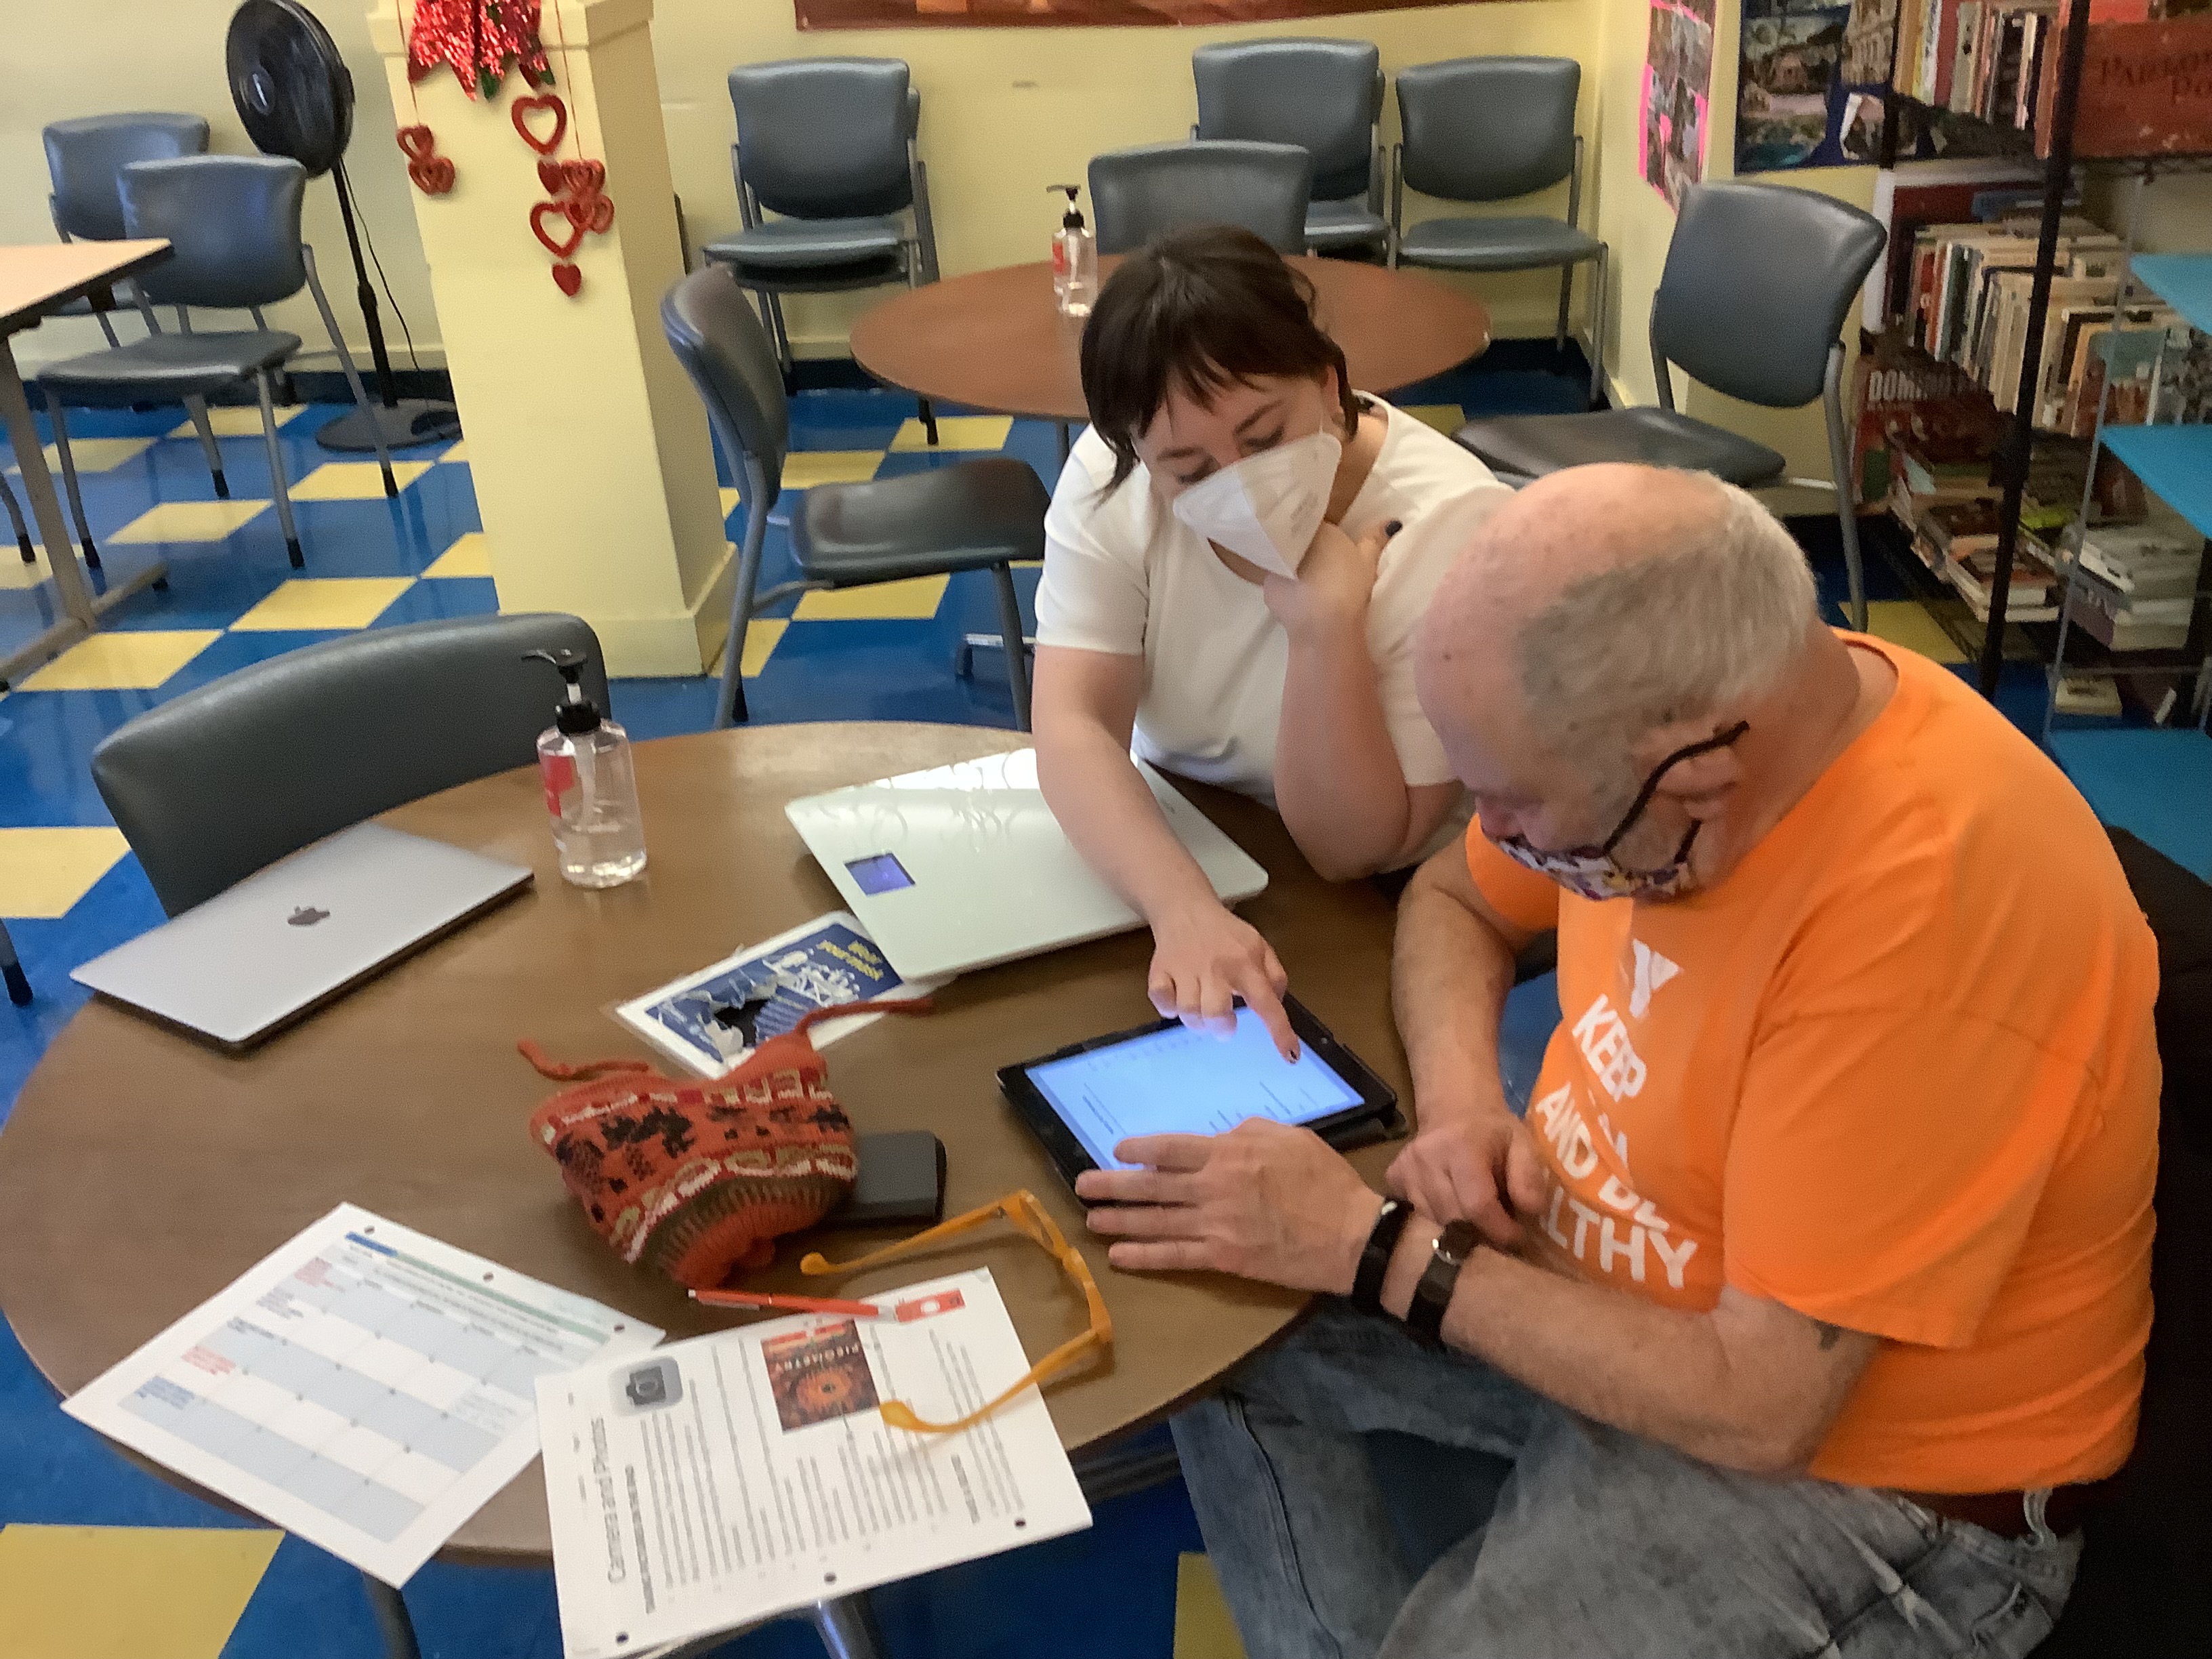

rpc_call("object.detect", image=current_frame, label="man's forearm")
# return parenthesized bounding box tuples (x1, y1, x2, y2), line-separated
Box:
(1392, 857, 1518, 1121)
(1273, 620, 1412, 880)
(1376, 1218, 1812, 1475)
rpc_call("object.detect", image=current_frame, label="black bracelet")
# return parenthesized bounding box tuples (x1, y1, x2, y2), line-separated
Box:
(1349, 1197, 1412, 1316)
(1407, 1221, 1481, 1347)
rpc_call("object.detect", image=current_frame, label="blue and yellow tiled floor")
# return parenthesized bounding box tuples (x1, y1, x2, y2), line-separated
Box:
(0, 348, 2206, 1658)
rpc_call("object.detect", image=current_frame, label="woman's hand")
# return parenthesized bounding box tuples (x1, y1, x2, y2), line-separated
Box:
(1263, 519, 1397, 640)
(1148, 900, 1298, 1060)
(1076, 1119, 1382, 1290)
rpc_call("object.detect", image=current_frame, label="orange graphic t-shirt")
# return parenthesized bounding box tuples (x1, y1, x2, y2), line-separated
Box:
(1465, 636, 2159, 1493)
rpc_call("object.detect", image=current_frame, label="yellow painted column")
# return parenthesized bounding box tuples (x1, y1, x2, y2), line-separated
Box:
(365, 0, 729, 676)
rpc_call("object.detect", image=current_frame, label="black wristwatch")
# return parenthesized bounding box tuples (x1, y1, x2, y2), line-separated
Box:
(1407, 1221, 1481, 1347)
(1350, 1197, 1412, 1316)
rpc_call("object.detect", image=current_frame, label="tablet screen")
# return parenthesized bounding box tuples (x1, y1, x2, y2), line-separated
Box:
(1025, 1006, 1365, 1171)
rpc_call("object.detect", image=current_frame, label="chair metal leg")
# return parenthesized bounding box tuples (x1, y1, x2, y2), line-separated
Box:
(1555, 265, 1572, 354)
(0, 472, 33, 562)
(361, 1574, 424, 1659)
(182, 396, 230, 497)
(1055, 422, 1071, 468)
(1588, 245, 1610, 410)
(806, 1594, 886, 1659)
(764, 291, 796, 379)
(990, 561, 1033, 732)
(303, 249, 399, 495)
(46, 403, 98, 571)
(1822, 346, 1867, 631)
(0, 918, 30, 1007)
(719, 480, 772, 729)
(918, 397, 939, 448)
(259, 372, 305, 569)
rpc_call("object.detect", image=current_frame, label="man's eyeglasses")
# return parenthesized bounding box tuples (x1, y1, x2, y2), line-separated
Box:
(800, 1189, 1113, 1435)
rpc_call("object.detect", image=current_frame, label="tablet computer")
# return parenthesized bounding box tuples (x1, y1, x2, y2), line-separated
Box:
(999, 997, 1403, 1192)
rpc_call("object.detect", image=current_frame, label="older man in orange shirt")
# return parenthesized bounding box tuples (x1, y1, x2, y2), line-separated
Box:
(1077, 464, 2158, 1657)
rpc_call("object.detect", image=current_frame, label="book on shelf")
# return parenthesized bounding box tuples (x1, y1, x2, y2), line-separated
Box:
(1950, 1, 1986, 110)
(2070, 571, 2195, 650)
(2060, 512, 2207, 600)
(2036, 14, 2212, 160)
(2060, 316, 2191, 436)
(1948, 536, 2061, 621)
(1864, 158, 2043, 330)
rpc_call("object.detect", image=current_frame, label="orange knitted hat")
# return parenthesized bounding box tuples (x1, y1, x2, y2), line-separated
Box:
(523, 999, 927, 1290)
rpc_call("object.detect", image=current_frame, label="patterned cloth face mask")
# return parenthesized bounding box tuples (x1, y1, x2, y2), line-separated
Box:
(1491, 722, 1750, 902)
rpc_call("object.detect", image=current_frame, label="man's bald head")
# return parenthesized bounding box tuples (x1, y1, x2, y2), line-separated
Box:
(1416, 465, 1819, 798)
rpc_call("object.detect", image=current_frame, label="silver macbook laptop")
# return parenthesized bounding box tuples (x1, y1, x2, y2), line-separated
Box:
(73, 822, 533, 1051)
(784, 747, 1268, 982)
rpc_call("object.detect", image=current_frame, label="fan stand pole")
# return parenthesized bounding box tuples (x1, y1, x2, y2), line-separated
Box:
(314, 160, 463, 453)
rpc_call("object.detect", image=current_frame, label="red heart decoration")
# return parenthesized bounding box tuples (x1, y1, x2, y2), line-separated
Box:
(560, 160, 605, 199)
(552, 262, 583, 297)
(563, 192, 615, 234)
(408, 156, 456, 195)
(530, 199, 584, 259)
(396, 125, 437, 162)
(537, 158, 566, 195)
(511, 93, 568, 156)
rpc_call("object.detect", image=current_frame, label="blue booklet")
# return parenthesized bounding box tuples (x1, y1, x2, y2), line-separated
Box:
(611, 911, 941, 1076)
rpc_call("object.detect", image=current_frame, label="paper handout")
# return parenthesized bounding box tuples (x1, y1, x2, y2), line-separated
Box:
(536, 1268, 1090, 1658)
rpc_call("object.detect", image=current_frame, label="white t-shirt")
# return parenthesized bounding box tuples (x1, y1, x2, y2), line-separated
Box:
(1034, 397, 1511, 806)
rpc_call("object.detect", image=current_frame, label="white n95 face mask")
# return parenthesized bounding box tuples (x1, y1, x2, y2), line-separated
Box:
(1169, 430, 1343, 579)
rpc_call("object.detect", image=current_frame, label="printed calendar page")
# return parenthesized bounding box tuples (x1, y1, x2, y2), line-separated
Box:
(64, 1204, 661, 1584)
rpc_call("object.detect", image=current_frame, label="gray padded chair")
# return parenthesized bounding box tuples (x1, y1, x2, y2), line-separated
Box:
(91, 614, 608, 918)
(663, 264, 1045, 731)
(36, 155, 396, 573)
(704, 55, 941, 433)
(1453, 182, 1887, 629)
(1089, 141, 1313, 258)
(43, 113, 209, 350)
(1391, 58, 1606, 405)
(43, 112, 227, 510)
(1193, 39, 1387, 256)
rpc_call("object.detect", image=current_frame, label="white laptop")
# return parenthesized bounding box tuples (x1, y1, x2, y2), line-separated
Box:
(784, 747, 1268, 982)
(73, 822, 533, 1051)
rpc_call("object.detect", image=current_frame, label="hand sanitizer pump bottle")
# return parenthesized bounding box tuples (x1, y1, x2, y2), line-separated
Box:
(525, 647, 647, 888)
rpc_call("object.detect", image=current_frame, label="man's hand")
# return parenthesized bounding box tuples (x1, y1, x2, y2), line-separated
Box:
(1148, 901, 1298, 1060)
(1387, 1106, 1549, 1248)
(1262, 520, 1394, 641)
(1075, 1119, 1381, 1291)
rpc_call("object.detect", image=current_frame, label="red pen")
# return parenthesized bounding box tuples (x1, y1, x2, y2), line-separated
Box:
(691, 1289, 882, 1317)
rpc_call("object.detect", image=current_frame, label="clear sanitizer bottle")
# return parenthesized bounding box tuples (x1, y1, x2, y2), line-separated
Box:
(1049, 184, 1097, 319)
(525, 648, 647, 888)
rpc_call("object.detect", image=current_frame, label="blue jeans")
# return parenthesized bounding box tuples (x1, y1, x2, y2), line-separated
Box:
(1170, 977, 2082, 1657)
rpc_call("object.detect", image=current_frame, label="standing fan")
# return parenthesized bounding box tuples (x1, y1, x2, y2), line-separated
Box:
(227, 0, 462, 449)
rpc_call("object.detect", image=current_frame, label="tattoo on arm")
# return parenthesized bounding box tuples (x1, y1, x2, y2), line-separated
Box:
(1816, 1321, 1843, 1351)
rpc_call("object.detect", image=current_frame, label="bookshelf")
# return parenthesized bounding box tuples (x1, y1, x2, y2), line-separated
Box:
(1873, 0, 2212, 702)
(2043, 228, 2212, 735)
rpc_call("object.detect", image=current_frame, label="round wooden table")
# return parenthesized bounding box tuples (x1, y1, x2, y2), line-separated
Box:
(0, 722, 1410, 1563)
(851, 256, 1492, 428)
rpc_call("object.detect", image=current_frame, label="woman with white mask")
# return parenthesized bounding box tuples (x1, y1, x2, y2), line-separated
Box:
(1033, 226, 1511, 1059)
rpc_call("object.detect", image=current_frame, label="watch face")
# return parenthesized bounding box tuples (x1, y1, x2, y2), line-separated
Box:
(1437, 1221, 1481, 1265)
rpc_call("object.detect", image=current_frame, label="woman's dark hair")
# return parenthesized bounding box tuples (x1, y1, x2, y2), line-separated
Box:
(1080, 225, 1360, 489)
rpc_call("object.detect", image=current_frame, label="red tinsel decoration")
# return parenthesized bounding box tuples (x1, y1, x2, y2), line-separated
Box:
(407, 0, 552, 100)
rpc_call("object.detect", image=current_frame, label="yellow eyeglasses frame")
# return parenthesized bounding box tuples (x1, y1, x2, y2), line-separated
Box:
(800, 1189, 1113, 1434)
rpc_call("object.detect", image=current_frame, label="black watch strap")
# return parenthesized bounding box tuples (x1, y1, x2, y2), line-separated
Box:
(1350, 1198, 1411, 1316)
(1408, 1221, 1481, 1346)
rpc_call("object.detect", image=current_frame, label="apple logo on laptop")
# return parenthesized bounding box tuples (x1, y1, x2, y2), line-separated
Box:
(288, 905, 331, 928)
